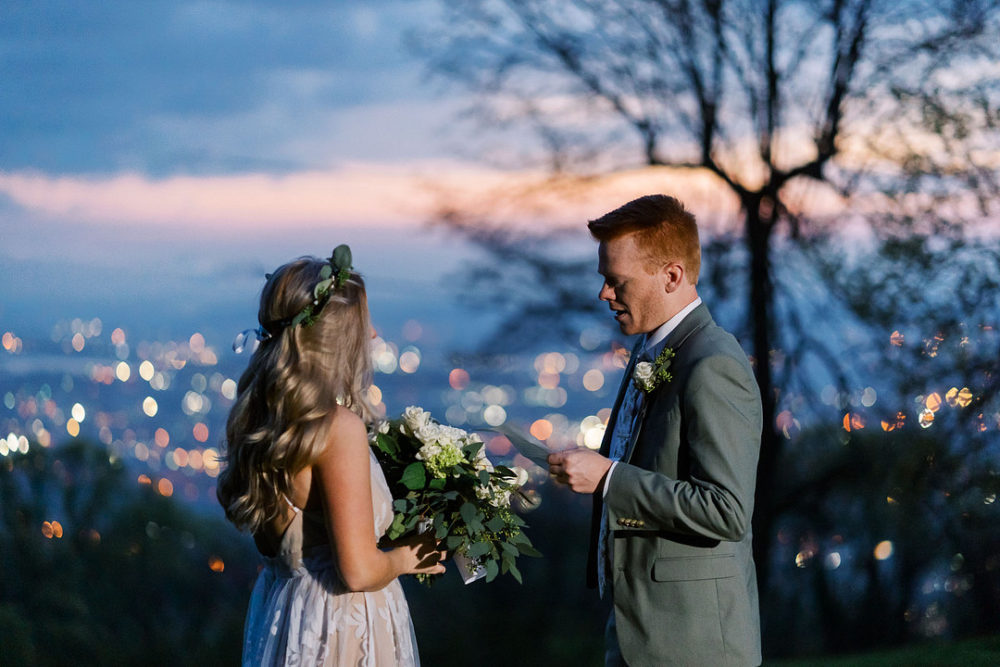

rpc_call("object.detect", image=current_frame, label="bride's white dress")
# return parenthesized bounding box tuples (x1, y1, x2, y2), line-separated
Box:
(242, 450, 419, 666)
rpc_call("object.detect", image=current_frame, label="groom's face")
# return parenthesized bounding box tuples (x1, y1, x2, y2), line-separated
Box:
(597, 234, 670, 336)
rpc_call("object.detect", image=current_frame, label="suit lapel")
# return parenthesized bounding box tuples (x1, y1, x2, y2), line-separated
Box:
(621, 303, 714, 464)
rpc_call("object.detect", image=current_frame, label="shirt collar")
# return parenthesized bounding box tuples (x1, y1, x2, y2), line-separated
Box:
(641, 297, 702, 358)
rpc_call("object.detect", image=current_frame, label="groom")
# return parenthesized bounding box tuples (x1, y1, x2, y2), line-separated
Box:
(548, 195, 763, 666)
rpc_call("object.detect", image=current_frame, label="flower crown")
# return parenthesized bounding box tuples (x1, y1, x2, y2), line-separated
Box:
(233, 244, 353, 353)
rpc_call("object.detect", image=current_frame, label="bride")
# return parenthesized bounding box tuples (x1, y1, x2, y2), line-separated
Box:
(217, 246, 445, 666)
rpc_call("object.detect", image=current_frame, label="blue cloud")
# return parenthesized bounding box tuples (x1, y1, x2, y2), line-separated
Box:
(1, 0, 440, 175)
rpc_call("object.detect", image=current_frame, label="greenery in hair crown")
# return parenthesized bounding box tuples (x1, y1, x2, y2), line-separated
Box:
(287, 244, 354, 329)
(232, 244, 354, 353)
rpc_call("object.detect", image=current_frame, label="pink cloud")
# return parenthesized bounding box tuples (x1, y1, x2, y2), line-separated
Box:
(0, 163, 846, 233)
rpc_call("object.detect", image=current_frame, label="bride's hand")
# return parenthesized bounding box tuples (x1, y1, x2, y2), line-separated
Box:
(391, 532, 447, 576)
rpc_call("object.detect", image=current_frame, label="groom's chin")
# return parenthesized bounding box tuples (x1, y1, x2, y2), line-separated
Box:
(615, 317, 637, 336)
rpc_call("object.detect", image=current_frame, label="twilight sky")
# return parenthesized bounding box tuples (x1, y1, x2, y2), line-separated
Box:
(0, 0, 509, 343)
(0, 0, 488, 231)
(2, 0, 449, 175)
(0, 0, 734, 232)
(0, 0, 729, 345)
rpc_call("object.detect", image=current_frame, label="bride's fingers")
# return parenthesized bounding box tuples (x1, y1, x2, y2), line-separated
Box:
(417, 551, 446, 573)
(417, 547, 447, 566)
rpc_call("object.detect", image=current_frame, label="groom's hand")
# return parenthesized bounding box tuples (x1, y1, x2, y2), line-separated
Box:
(547, 449, 612, 495)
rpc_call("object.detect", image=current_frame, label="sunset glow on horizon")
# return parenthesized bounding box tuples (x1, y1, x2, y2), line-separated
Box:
(0, 161, 853, 234)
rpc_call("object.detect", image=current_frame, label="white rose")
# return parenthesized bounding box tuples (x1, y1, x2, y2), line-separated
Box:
(416, 423, 442, 445)
(512, 466, 529, 488)
(403, 406, 431, 432)
(437, 425, 464, 448)
(634, 361, 654, 383)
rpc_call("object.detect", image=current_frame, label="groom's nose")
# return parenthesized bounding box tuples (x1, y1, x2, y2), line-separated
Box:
(599, 282, 614, 302)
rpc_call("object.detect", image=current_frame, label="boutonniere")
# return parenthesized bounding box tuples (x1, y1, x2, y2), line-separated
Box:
(632, 347, 676, 393)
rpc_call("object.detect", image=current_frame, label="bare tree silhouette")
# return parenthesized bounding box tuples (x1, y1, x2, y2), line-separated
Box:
(417, 0, 1000, 594)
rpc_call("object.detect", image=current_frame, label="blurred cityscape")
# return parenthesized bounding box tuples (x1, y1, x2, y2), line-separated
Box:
(0, 310, 634, 516)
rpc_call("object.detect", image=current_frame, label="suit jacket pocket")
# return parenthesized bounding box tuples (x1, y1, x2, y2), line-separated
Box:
(652, 554, 736, 582)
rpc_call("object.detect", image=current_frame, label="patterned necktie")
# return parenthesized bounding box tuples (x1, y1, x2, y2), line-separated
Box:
(597, 351, 647, 598)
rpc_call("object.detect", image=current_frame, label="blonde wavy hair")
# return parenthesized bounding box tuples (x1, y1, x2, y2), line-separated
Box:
(217, 256, 376, 533)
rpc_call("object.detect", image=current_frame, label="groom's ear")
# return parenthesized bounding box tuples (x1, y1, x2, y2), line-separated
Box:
(661, 262, 685, 292)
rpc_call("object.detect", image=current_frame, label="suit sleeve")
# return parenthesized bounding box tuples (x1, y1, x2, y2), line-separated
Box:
(604, 353, 762, 541)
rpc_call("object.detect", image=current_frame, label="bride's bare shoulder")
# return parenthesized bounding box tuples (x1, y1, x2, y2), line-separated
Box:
(321, 405, 368, 454)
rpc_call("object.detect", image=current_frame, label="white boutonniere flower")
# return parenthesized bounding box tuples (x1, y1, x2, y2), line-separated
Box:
(632, 347, 676, 393)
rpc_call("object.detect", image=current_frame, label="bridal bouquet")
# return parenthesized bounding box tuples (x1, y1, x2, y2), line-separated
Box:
(370, 406, 539, 584)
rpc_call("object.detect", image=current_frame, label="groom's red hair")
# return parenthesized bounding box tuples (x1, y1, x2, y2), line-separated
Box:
(588, 194, 701, 284)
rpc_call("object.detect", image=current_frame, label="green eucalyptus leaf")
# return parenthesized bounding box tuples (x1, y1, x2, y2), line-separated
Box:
(319, 264, 333, 280)
(314, 278, 332, 298)
(510, 530, 531, 545)
(401, 462, 426, 490)
(517, 543, 542, 558)
(434, 514, 449, 539)
(466, 541, 491, 558)
(332, 244, 352, 270)
(485, 559, 499, 582)
(375, 433, 399, 457)
(509, 561, 523, 584)
(387, 513, 406, 539)
(478, 469, 491, 486)
(459, 502, 478, 526)
(485, 515, 506, 532)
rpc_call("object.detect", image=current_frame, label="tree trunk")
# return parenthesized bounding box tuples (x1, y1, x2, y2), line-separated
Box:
(744, 199, 780, 589)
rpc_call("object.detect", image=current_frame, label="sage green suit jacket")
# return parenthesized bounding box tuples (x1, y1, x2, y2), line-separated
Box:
(589, 303, 763, 666)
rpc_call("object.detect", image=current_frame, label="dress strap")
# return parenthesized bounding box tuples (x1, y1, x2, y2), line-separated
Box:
(283, 494, 302, 514)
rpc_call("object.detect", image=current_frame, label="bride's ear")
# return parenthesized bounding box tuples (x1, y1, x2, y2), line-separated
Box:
(661, 262, 685, 293)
